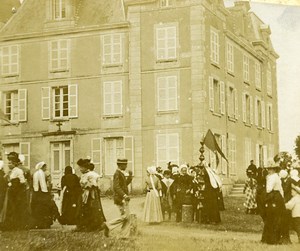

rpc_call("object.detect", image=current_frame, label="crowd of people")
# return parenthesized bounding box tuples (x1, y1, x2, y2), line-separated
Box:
(244, 159, 300, 245)
(142, 162, 224, 225)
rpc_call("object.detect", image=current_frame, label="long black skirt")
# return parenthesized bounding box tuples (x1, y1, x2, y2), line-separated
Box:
(77, 187, 106, 231)
(201, 187, 221, 224)
(59, 188, 81, 225)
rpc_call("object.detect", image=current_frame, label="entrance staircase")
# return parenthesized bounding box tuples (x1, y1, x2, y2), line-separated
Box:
(229, 183, 245, 197)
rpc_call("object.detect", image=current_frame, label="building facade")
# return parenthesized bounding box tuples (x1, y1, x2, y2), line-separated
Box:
(0, 0, 279, 192)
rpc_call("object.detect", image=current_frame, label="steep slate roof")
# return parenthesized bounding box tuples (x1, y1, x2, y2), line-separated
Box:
(0, 0, 21, 24)
(0, 0, 127, 37)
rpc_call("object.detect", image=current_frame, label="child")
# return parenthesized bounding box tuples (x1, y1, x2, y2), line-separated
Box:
(243, 170, 257, 214)
(285, 188, 300, 243)
(161, 170, 175, 220)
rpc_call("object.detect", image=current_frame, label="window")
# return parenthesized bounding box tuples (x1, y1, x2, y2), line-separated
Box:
(160, 0, 174, 7)
(226, 42, 234, 73)
(52, 0, 66, 20)
(256, 144, 267, 167)
(210, 28, 219, 64)
(102, 34, 122, 66)
(267, 63, 272, 96)
(242, 93, 253, 125)
(227, 85, 238, 119)
(3, 142, 30, 169)
(102, 136, 134, 176)
(51, 141, 71, 188)
(0, 45, 19, 76)
(156, 25, 177, 61)
(103, 80, 123, 116)
(228, 135, 236, 174)
(41, 85, 78, 120)
(49, 40, 69, 72)
(255, 61, 261, 89)
(209, 77, 225, 115)
(3, 89, 27, 123)
(243, 54, 249, 83)
(157, 75, 178, 112)
(245, 138, 252, 168)
(156, 133, 179, 168)
(266, 103, 273, 131)
(255, 97, 262, 128)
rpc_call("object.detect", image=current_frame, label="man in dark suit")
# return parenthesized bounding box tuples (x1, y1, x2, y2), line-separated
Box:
(104, 158, 133, 237)
(246, 160, 257, 178)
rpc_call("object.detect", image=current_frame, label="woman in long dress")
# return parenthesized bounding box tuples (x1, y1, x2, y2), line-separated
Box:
(261, 161, 286, 244)
(76, 158, 106, 231)
(142, 166, 163, 223)
(59, 166, 81, 225)
(243, 170, 258, 214)
(30, 162, 53, 229)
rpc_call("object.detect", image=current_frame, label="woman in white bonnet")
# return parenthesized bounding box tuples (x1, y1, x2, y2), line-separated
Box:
(142, 166, 163, 223)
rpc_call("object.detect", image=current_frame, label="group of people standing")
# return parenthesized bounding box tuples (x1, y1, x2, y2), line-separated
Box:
(142, 161, 224, 225)
(244, 159, 300, 245)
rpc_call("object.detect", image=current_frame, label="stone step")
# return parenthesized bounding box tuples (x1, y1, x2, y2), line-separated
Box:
(232, 184, 245, 188)
(228, 193, 246, 197)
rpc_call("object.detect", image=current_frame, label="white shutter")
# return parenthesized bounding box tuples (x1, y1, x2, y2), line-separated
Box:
(254, 97, 258, 126)
(250, 96, 253, 125)
(256, 144, 260, 167)
(221, 135, 227, 174)
(242, 93, 246, 122)
(18, 89, 27, 122)
(68, 84, 78, 118)
(209, 77, 214, 112)
(270, 104, 273, 131)
(124, 136, 134, 175)
(261, 100, 265, 128)
(220, 81, 225, 115)
(263, 145, 268, 167)
(41, 87, 51, 120)
(234, 89, 238, 119)
(227, 86, 230, 115)
(91, 138, 102, 175)
(20, 142, 30, 169)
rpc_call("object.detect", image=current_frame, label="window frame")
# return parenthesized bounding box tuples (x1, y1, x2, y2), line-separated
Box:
(103, 80, 123, 117)
(226, 41, 234, 74)
(49, 39, 70, 73)
(0, 45, 19, 77)
(243, 54, 250, 83)
(156, 133, 179, 168)
(102, 33, 123, 66)
(157, 75, 178, 112)
(210, 27, 220, 65)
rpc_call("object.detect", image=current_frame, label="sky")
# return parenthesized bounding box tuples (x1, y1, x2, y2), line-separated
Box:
(225, 1, 300, 155)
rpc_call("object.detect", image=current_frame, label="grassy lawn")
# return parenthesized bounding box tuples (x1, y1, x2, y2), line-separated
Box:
(0, 197, 298, 251)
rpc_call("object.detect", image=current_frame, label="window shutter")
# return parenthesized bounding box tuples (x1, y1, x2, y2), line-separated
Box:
(263, 145, 268, 167)
(234, 89, 238, 119)
(20, 142, 30, 169)
(41, 87, 51, 120)
(18, 89, 27, 122)
(270, 104, 273, 131)
(266, 103, 270, 130)
(220, 81, 225, 115)
(250, 96, 253, 125)
(68, 84, 78, 118)
(254, 97, 258, 126)
(256, 144, 260, 167)
(221, 135, 227, 174)
(242, 93, 246, 122)
(261, 100, 265, 128)
(209, 77, 214, 112)
(91, 138, 102, 175)
(227, 86, 230, 115)
(114, 81, 123, 115)
(124, 136, 134, 176)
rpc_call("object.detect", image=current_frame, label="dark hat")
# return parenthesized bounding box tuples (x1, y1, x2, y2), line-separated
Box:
(77, 158, 91, 168)
(163, 169, 171, 176)
(7, 152, 20, 163)
(117, 158, 128, 165)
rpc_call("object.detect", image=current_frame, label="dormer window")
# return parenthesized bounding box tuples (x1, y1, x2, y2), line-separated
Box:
(53, 0, 66, 20)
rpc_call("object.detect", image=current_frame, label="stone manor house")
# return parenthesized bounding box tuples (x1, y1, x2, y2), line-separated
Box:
(0, 0, 279, 192)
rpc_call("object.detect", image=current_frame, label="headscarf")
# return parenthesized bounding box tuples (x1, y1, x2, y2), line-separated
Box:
(0, 160, 4, 170)
(290, 169, 300, 182)
(147, 166, 159, 197)
(33, 161, 48, 192)
(64, 166, 73, 175)
(147, 166, 157, 175)
(35, 161, 46, 170)
(172, 166, 179, 175)
(179, 164, 188, 175)
(279, 169, 288, 179)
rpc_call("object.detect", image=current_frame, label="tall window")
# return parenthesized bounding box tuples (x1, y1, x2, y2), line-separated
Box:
(41, 85, 78, 120)
(156, 25, 177, 61)
(156, 133, 179, 168)
(102, 34, 122, 65)
(209, 77, 225, 115)
(245, 138, 252, 168)
(104, 138, 124, 175)
(243, 54, 249, 83)
(256, 144, 267, 167)
(3, 89, 27, 122)
(267, 63, 272, 96)
(228, 135, 236, 174)
(49, 40, 69, 72)
(255, 97, 262, 128)
(242, 93, 252, 124)
(0, 45, 19, 76)
(51, 141, 71, 188)
(266, 103, 273, 131)
(157, 75, 178, 112)
(160, 0, 174, 7)
(103, 80, 123, 116)
(226, 42, 234, 73)
(255, 61, 261, 89)
(227, 85, 238, 119)
(53, 0, 66, 20)
(210, 28, 219, 64)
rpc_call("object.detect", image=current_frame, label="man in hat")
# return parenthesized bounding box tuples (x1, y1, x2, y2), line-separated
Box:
(104, 158, 133, 237)
(246, 160, 257, 179)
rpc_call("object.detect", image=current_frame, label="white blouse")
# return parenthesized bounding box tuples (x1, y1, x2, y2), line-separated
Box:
(266, 173, 283, 197)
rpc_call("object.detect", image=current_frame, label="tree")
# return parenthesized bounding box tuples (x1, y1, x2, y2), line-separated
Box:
(295, 135, 300, 160)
